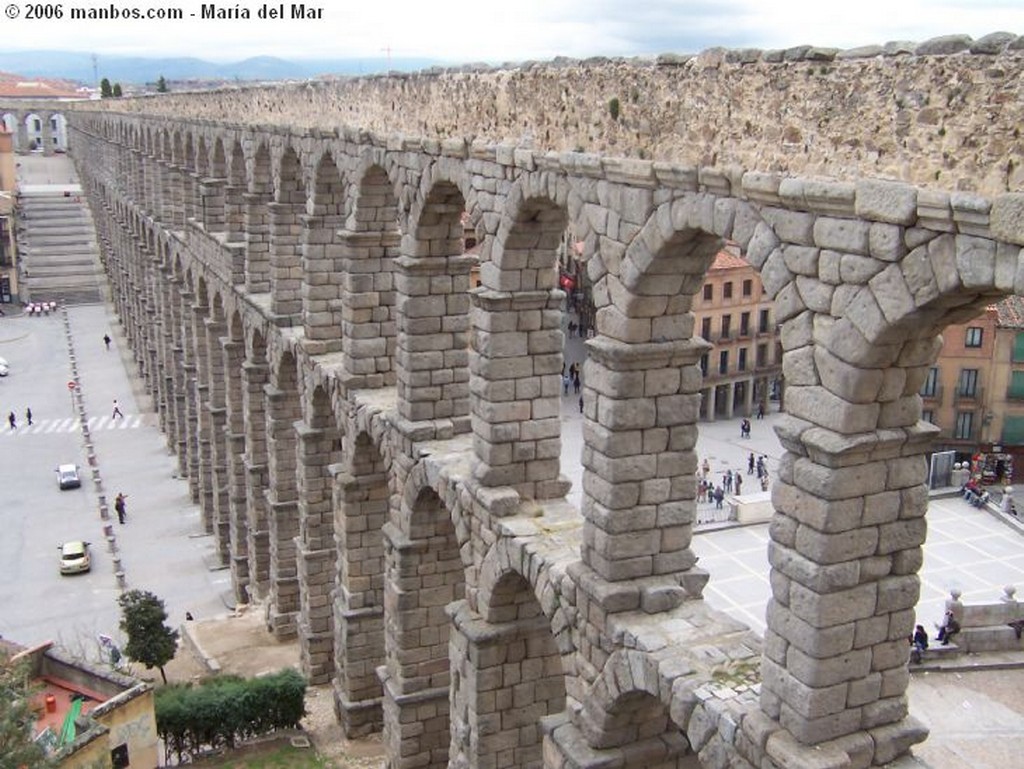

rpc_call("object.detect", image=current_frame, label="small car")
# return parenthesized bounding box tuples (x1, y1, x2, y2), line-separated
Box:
(58, 541, 91, 575)
(0, 356, 8, 376)
(56, 464, 81, 490)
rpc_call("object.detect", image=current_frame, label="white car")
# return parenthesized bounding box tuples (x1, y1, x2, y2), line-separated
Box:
(0, 357, 8, 376)
(56, 464, 82, 490)
(59, 541, 92, 575)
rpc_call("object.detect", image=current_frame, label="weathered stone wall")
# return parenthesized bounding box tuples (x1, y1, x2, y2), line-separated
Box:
(78, 33, 1024, 196)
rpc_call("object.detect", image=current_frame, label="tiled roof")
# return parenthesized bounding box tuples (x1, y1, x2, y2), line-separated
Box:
(995, 295, 1024, 329)
(0, 77, 81, 99)
(709, 250, 750, 271)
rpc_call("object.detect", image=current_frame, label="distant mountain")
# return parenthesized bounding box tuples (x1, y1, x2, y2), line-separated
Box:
(0, 51, 442, 85)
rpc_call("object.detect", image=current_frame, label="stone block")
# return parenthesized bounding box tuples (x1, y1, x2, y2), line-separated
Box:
(788, 581, 878, 628)
(785, 645, 871, 688)
(855, 180, 917, 226)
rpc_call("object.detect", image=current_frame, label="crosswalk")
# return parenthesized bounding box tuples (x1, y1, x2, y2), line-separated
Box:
(2, 414, 145, 436)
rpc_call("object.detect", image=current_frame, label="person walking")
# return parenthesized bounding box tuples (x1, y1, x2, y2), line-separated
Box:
(734, 473, 742, 495)
(114, 493, 128, 524)
(7, 411, 16, 430)
(578, 395, 584, 414)
(103, 333, 112, 350)
(714, 486, 725, 510)
(748, 452, 755, 475)
(573, 372, 581, 395)
(25, 407, 32, 426)
(112, 399, 124, 419)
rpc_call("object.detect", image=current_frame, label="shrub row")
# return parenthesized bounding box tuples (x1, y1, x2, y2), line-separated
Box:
(155, 668, 306, 763)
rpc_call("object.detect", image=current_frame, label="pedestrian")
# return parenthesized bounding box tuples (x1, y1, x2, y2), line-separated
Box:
(114, 492, 128, 524)
(702, 458, 710, 479)
(562, 373, 571, 395)
(7, 411, 15, 430)
(756, 402, 765, 419)
(112, 399, 123, 419)
(578, 395, 583, 414)
(756, 456, 766, 479)
(714, 486, 725, 509)
(760, 473, 770, 492)
(573, 372, 581, 394)
(25, 407, 32, 426)
(103, 333, 111, 350)
(734, 473, 742, 495)
(748, 452, 755, 475)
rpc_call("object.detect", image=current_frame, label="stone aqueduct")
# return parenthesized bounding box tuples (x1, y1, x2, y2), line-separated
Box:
(29, 35, 1024, 769)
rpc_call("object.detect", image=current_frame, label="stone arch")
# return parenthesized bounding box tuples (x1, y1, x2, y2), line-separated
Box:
(392, 162, 474, 429)
(341, 158, 401, 388)
(22, 112, 43, 151)
(296, 382, 342, 683)
(302, 150, 345, 352)
(381, 480, 467, 769)
(242, 325, 272, 599)
(265, 347, 303, 637)
(469, 171, 583, 499)
(224, 308, 250, 603)
(269, 143, 305, 316)
(333, 427, 391, 736)
(226, 139, 246, 242)
(451, 545, 568, 769)
(244, 141, 273, 293)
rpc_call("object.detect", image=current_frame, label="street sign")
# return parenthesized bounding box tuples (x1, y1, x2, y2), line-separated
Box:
(67, 380, 77, 390)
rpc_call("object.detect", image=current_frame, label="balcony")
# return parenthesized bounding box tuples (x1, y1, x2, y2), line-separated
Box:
(920, 384, 943, 405)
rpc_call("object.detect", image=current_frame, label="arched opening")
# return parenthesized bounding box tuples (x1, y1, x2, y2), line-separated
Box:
(266, 349, 302, 638)
(450, 570, 566, 769)
(334, 430, 390, 736)
(396, 177, 473, 428)
(302, 152, 345, 352)
(245, 142, 273, 293)
(243, 327, 272, 600)
(382, 485, 466, 769)
(297, 384, 343, 683)
(342, 163, 400, 388)
(225, 309, 250, 603)
(270, 145, 304, 317)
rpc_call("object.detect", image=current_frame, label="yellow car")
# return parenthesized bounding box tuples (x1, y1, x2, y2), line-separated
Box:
(59, 541, 91, 575)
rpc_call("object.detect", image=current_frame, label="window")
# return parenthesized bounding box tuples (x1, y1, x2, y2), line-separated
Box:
(1010, 371, 1024, 399)
(700, 354, 708, 376)
(50, 116, 58, 130)
(922, 410, 934, 424)
(954, 411, 974, 440)
(738, 348, 748, 371)
(1014, 333, 1024, 362)
(720, 314, 731, 340)
(724, 281, 733, 299)
(111, 744, 130, 769)
(742, 279, 753, 297)
(756, 343, 768, 367)
(703, 284, 713, 301)
(958, 368, 979, 397)
(701, 317, 712, 341)
(739, 312, 750, 337)
(1003, 416, 1024, 445)
(33, 118, 41, 131)
(758, 309, 770, 333)
(965, 327, 983, 348)
(719, 350, 729, 374)
(921, 367, 939, 397)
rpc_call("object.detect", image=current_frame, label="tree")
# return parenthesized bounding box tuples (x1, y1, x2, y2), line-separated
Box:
(118, 590, 179, 684)
(112, 83, 123, 98)
(156, 75, 169, 93)
(0, 651, 51, 767)
(100, 77, 112, 98)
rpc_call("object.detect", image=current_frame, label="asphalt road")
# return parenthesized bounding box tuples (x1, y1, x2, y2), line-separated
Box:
(0, 303, 232, 654)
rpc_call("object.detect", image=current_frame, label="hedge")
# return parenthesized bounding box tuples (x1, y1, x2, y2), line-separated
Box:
(155, 669, 306, 763)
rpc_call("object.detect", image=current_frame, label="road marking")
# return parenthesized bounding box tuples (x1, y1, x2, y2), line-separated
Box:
(2, 415, 144, 436)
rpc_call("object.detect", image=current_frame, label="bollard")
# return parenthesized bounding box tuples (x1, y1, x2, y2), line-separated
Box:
(107, 535, 117, 553)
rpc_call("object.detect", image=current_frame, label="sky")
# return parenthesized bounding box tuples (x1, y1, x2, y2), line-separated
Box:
(2, 0, 1023, 64)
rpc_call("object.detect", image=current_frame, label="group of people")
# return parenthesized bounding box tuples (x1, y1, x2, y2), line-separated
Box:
(961, 476, 991, 508)
(6, 407, 32, 430)
(909, 610, 962, 663)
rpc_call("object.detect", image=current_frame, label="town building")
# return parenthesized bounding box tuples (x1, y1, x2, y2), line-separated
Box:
(0, 128, 16, 303)
(4, 639, 158, 768)
(693, 246, 782, 419)
(923, 295, 1024, 482)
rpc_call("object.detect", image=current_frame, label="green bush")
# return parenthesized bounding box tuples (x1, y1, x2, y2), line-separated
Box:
(155, 670, 306, 763)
